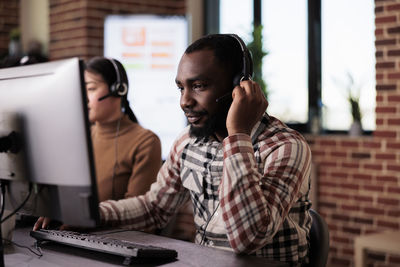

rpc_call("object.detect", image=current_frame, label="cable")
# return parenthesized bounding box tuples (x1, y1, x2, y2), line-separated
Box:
(2, 239, 43, 257)
(111, 115, 122, 200)
(0, 182, 6, 221)
(1, 183, 32, 223)
(200, 202, 220, 246)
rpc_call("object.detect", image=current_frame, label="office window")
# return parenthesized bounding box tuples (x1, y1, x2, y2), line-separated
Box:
(262, 1, 308, 124)
(220, 0, 308, 124)
(220, 0, 253, 42)
(321, 0, 376, 131)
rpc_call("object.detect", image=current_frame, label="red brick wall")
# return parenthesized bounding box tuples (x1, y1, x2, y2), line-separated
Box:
(306, 1, 400, 266)
(49, 0, 186, 60)
(0, 0, 19, 57)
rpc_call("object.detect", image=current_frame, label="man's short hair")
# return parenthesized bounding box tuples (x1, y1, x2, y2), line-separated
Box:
(185, 34, 243, 86)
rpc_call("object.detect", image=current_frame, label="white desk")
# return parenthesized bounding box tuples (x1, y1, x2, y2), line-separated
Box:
(354, 231, 400, 267)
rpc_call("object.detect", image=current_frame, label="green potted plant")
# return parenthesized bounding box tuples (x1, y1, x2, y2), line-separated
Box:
(9, 28, 21, 56)
(346, 73, 363, 136)
(247, 25, 268, 99)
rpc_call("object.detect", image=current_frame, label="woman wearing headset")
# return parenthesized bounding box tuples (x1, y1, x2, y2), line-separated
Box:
(85, 57, 162, 201)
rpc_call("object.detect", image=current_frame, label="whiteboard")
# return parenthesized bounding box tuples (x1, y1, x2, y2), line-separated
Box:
(104, 15, 188, 159)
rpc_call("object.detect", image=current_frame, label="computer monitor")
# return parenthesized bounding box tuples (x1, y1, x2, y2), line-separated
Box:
(0, 58, 99, 227)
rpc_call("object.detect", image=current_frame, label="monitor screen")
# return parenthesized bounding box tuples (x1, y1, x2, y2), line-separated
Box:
(0, 58, 99, 227)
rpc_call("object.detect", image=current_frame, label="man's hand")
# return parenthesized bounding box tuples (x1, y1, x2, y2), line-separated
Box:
(226, 80, 268, 136)
(33, 217, 67, 231)
(33, 217, 51, 231)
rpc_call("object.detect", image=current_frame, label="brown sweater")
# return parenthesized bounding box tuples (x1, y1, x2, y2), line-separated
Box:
(91, 115, 162, 201)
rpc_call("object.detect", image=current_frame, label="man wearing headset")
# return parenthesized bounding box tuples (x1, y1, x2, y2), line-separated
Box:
(35, 34, 312, 265)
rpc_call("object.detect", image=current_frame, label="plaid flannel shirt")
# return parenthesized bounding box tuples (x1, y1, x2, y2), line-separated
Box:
(100, 113, 312, 264)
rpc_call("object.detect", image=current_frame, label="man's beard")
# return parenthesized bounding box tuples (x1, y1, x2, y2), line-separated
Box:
(188, 101, 230, 139)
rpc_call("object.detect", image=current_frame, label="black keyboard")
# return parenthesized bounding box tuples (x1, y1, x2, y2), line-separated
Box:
(30, 229, 177, 264)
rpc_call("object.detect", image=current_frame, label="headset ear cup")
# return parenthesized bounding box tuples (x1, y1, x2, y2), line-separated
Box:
(117, 83, 128, 97)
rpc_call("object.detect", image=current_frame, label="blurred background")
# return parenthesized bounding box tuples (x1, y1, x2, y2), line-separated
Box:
(0, 1, 399, 266)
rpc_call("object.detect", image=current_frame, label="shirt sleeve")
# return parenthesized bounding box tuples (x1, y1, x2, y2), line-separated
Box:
(220, 133, 311, 254)
(124, 132, 162, 198)
(99, 133, 191, 231)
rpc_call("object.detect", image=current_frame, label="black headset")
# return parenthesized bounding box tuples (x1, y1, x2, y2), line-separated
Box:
(215, 34, 253, 103)
(229, 34, 253, 86)
(108, 58, 128, 97)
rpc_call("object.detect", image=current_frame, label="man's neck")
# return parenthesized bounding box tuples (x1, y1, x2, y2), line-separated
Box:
(214, 129, 228, 142)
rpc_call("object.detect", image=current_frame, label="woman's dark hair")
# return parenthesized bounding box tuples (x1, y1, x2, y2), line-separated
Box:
(185, 34, 244, 87)
(85, 57, 138, 123)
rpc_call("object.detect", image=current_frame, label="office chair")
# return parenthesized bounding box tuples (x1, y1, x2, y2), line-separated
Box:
(309, 209, 330, 267)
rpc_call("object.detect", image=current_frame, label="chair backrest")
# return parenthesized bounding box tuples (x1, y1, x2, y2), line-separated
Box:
(309, 209, 330, 267)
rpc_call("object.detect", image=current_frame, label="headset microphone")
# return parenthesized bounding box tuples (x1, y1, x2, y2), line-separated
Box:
(98, 93, 112, 101)
(215, 92, 231, 103)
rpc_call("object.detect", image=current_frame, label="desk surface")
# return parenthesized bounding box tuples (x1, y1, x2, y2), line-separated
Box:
(5, 227, 288, 267)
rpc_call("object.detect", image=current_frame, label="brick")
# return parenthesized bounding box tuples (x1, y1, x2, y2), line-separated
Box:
(387, 3, 400, 11)
(375, 153, 396, 160)
(374, 131, 397, 138)
(340, 140, 359, 147)
(377, 197, 399, 206)
(319, 161, 338, 168)
(388, 118, 400, 126)
(342, 226, 361, 235)
(342, 248, 354, 256)
(363, 184, 384, 192)
(388, 164, 400, 172)
(331, 172, 349, 179)
(353, 174, 372, 181)
(363, 207, 385, 215)
(387, 187, 400, 194)
(332, 214, 351, 222)
(388, 49, 400, 56)
(364, 164, 383, 171)
(363, 141, 382, 149)
(319, 201, 337, 209)
(331, 193, 351, 200)
(367, 251, 386, 262)
(377, 220, 399, 229)
(389, 255, 400, 264)
(376, 62, 396, 69)
(375, 50, 384, 57)
(388, 26, 400, 34)
(375, 118, 384, 125)
(388, 95, 400, 101)
(377, 175, 398, 183)
(375, 6, 384, 13)
(331, 257, 351, 266)
(332, 235, 351, 244)
(375, 107, 397, 114)
(375, 16, 397, 24)
(354, 217, 373, 225)
(376, 84, 397, 90)
(375, 39, 397, 46)
(342, 162, 360, 169)
(341, 182, 360, 190)
(351, 152, 371, 159)
(341, 204, 360, 212)
(387, 72, 400, 79)
(330, 151, 347, 157)
(376, 95, 384, 102)
(319, 140, 337, 146)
